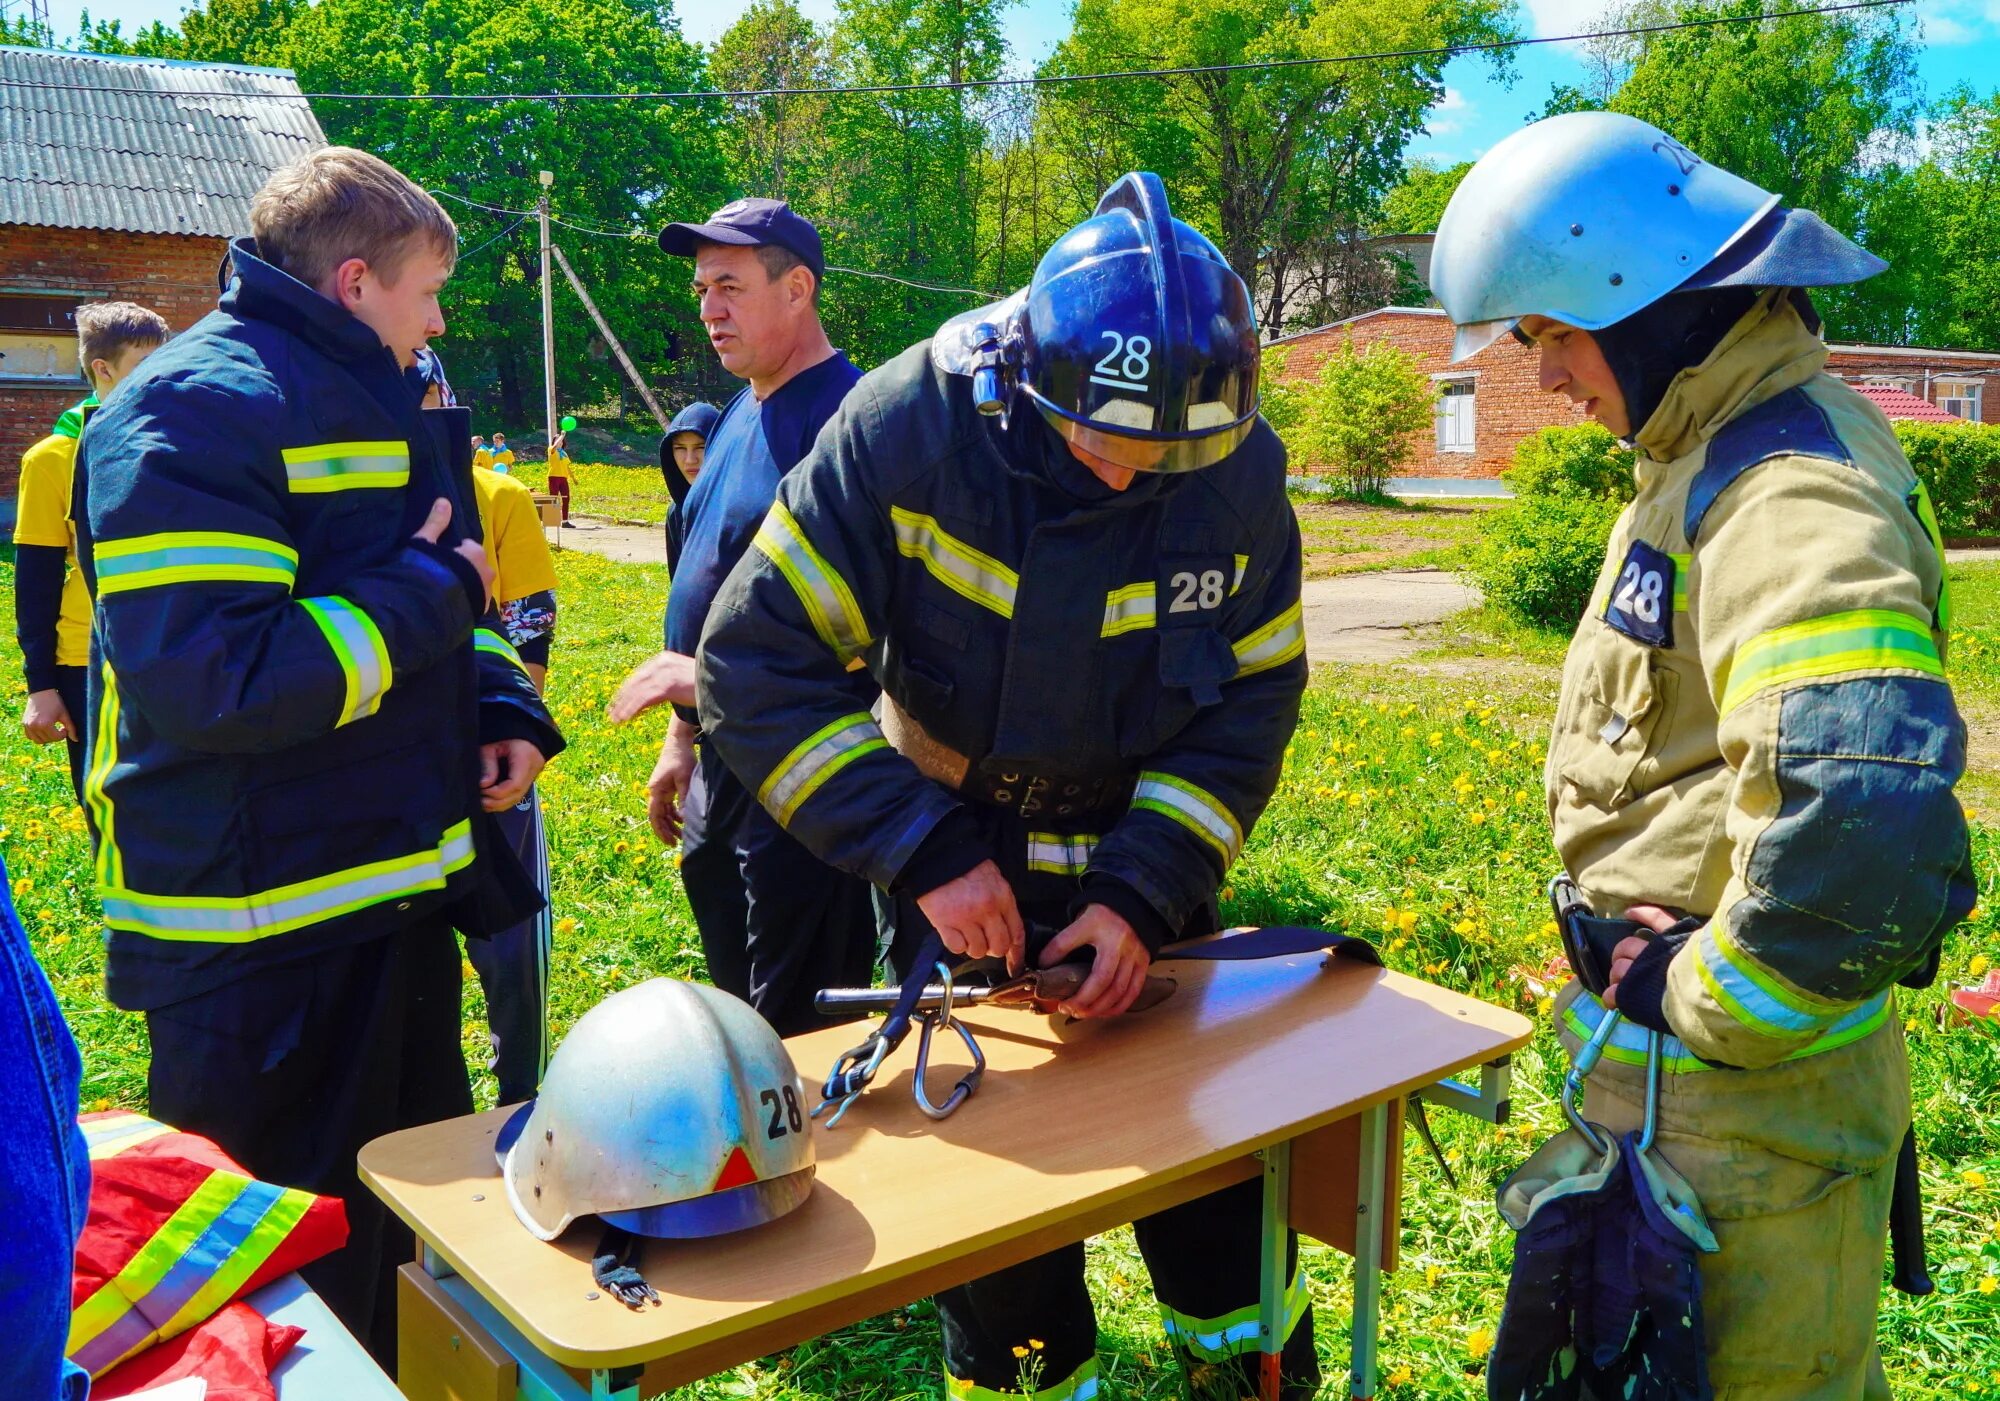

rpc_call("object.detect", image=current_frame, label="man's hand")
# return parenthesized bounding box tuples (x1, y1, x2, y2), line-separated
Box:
(608, 651, 698, 724)
(414, 497, 494, 612)
(916, 860, 1025, 973)
(1039, 905, 1150, 1018)
(1602, 903, 1679, 1009)
(480, 738, 546, 811)
(22, 689, 75, 746)
(647, 723, 698, 846)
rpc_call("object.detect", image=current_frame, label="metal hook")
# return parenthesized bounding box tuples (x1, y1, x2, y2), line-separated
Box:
(913, 960, 984, 1120)
(1562, 1007, 1621, 1156)
(1636, 1029, 1663, 1155)
(813, 1032, 891, 1128)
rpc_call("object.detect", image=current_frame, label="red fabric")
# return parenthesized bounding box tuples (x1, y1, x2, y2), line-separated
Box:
(72, 1114, 346, 1342)
(92, 1303, 303, 1401)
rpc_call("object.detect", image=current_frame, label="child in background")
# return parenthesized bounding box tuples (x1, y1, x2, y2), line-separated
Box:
(472, 434, 492, 469)
(490, 432, 515, 473)
(546, 420, 574, 526)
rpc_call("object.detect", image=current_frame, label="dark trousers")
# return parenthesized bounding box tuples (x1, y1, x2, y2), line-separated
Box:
(144, 918, 473, 1364)
(887, 877, 1317, 1399)
(465, 788, 550, 1105)
(53, 665, 91, 832)
(678, 741, 877, 1036)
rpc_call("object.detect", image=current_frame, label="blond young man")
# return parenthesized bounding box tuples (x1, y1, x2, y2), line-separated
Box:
(13, 302, 168, 810)
(74, 146, 563, 1357)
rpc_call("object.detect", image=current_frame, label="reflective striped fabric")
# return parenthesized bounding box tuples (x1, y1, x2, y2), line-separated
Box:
(1160, 1267, 1309, 1362)
(67, 1166, 316, 1376)
(1909, 481, 1952, 637)
(475, 626, 528, 671)
(81, 1110, 175, 1161)
(1668, 552, 1691, 614)
(94, 532, 297, 596)
(1233, 553, 1249, 595)
(1231, 600, 1305, 677)
(1691, 920, 1883, 1044)
(100, 819, 474, 943)
(946, 1358, 1099, 1401)
(1718, 607, 1942, 716)
(85, 661, 124, 891)
(1562, 984, 1891, 1074)
(1026, 831, 1099, 876)
(891, 507, 1018, 618)
(299, 596, 391, 726)
(753, 501, 874, 663)
(1101, 582, 1155, 637)
(1132, 772, 1243, 865)
(280, 440, 410, 493)
(759, 713, 888, 827)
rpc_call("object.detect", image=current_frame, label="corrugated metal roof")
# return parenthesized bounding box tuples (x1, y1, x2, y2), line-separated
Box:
(0, 45, 326, 239)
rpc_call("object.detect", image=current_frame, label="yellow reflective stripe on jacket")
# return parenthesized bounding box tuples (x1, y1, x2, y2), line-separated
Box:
(85, 661, 124, 890)
(1101, 582, 1155, 637)
(475, 626, 527, 671)
(67, 1169, 315, 1376)
(82, 1111, 176, 1160)
(280, 440, 410, 493)
(1717, 607, 1943, 716)
(1160, 1267, 1308, 1361)
(299, 596, 392, 726)
(759, 713, 888, 827)
(1232, 600, 1305, 677)
(1562, 985, 1891, 1074)
(946, 1358, 1099, 1401)
(1668, 552, 1691, 614)
(1026, 831, 1099, 876)
(94, 531, 298, 596)
(1692, 920, 1861, 1040)
(1132, 772, 1243, 864)
(753, 501, 873, 663)
(1910, 481, 1951, 637)
(99, 820, 474, 943)
(1233, 553, 1249, 595)
(891, 507, 1018, 618)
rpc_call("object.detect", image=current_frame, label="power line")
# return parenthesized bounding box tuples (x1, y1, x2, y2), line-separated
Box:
(0, 0, 1917, 103)
(456, 211, 529, 258)
(825, 265, 1001, 299)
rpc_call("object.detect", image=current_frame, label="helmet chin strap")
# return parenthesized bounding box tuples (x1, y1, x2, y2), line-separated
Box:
(1591, 286, 1761, 441)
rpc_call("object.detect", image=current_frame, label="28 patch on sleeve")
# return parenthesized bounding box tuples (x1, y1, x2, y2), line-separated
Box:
(1603, 539, 1675, 648)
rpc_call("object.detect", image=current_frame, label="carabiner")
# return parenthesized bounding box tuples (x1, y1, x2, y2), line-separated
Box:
(813, 1032, 891, 1128)
(911, 961, 986, 1120)
(1636, 1028, 1663, 1155)
(1562, 1006, 1621, 1155)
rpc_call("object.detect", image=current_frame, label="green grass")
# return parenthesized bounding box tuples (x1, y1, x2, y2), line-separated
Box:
(1292, 498, 1496, 580)
(7, 550, 2000, 1397)
(511, 458, 677, 526)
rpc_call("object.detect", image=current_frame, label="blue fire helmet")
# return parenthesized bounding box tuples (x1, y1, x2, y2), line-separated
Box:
(1019, 173, 1260, 474)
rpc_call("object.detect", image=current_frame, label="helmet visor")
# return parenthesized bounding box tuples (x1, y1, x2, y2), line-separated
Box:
(1037, 400, 1255, 474)
(1449, 317, 1521, 365)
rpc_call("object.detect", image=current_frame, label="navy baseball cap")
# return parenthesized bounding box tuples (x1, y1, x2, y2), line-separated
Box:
(658, 198, 824, 280)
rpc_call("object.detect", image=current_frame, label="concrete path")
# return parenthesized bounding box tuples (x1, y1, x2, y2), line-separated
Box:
(562, 517, 1481, 664)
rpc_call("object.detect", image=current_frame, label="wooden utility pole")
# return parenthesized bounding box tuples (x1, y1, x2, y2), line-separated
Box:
(537, 170, 557, 451)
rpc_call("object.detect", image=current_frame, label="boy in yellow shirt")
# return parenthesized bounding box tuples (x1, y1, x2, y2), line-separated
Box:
(488, 432, 516, 474)
(468, 456, 559, 1102)
(12, 301, 169, 809)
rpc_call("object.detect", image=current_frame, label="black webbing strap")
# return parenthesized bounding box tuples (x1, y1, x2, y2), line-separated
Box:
(1159, 925, 1381, 966)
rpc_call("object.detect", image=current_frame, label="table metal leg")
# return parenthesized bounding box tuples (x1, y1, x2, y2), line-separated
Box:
(1256, 1139, 1293, 1401)
(1350, 1102, 1389, 1400)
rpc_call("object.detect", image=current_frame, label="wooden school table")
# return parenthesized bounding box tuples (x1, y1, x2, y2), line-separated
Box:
(362, 951, 1530, 1401)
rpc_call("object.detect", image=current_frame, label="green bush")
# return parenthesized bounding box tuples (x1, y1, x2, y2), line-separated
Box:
(1893, 420, 2000, 537)
(1469, 425, 1631, 629)
(1262, 338, 1435, 497)
(1501, 424, 1636, 502)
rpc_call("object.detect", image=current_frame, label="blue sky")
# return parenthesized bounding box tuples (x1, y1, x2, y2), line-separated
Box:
(44, 0, 2000, 164)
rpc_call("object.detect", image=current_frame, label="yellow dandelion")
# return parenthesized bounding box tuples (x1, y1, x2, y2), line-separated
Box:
(1398, 911, 1419, 935)
(1218, 886, 1234, 901)
(1467, 1325, 1495, 1360)
(1537, 996, 1554, 1015)
(1981, 1275, 1998, 1295)
(1453, 918, 1477, 936)
(1346, 792, 1365, 807)
(1400, 726, 1416, 738)
(555, 917, 579, 936)
(1906, 1017, 1921, 1034)
(1387, 1364, 1413, 1387)
(1427, 732, 1443, 746)
(1424, 1264, 1441, 1287)
(1468, 812, 1487, 826)
(1974, 954, 1992, 979)
(1390, 937, 1408, 952)
(613, 840, 630, 854)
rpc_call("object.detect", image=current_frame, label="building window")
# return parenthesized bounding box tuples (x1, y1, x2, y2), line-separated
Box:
(0, 294, 88, 383)
(1435, 377, 1476, 453)
(1936, 378, 1984, 422)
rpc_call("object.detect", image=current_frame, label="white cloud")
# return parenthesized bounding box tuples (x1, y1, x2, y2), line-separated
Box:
(1919, 0, 2000, 45)
(1521, 0, 1616, 39)
(1427, 86, 1472, 137)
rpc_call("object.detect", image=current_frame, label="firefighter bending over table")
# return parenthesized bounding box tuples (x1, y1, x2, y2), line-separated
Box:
(699, 173, 1315, 1400)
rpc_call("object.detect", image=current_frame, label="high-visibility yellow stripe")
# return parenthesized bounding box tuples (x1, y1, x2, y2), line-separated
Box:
(1026, 831, 1099, 876)
(1132, 771, 1243, 864)
(1693, 920, 1855, 1040)
(475, 627, 527, 672)
(1910, 482, 1951, 637)
(299, 596, 392, 726)
(1232, 554, 1249, 595)
(85, 662, 123, 890)
(280, 440, 410, 493)
(1101, 582, 1155, 637)
(891, 507, 1018, 618)
(946, 1358, 1099, 1400)
(82, 1112, 175, 1160)
(752, 501, 873, 663)
(93, 531, 297, 596)
(1668, 552, 1691, 614)
(1717, 608, 1942, 715)
(100, 820, 474, 943)
(759, 714, 887, 826)
(1232, 600, 1305, 676)
(1563, 986, 1891, 1073)
(1160, 1268, 1309, 1361)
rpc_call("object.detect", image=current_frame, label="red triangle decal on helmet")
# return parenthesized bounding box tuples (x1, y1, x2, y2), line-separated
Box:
(713, 1145, 758, 1192)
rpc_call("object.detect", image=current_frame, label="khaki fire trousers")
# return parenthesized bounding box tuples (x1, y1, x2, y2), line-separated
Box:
(1556, 983, 1909, 1400)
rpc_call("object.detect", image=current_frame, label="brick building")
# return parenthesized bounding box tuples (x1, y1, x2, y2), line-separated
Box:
(1271, 305, 2000, 493)
(0, 45, 324, 517)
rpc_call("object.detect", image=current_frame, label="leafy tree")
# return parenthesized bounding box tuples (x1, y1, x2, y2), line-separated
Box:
(1275, 336, 1435, 496)
(1375, 159, 1472, 234)
(709, 0, 833, 201)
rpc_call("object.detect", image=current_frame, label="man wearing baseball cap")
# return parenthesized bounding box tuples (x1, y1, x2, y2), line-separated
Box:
(608, 197, 876, 1033)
